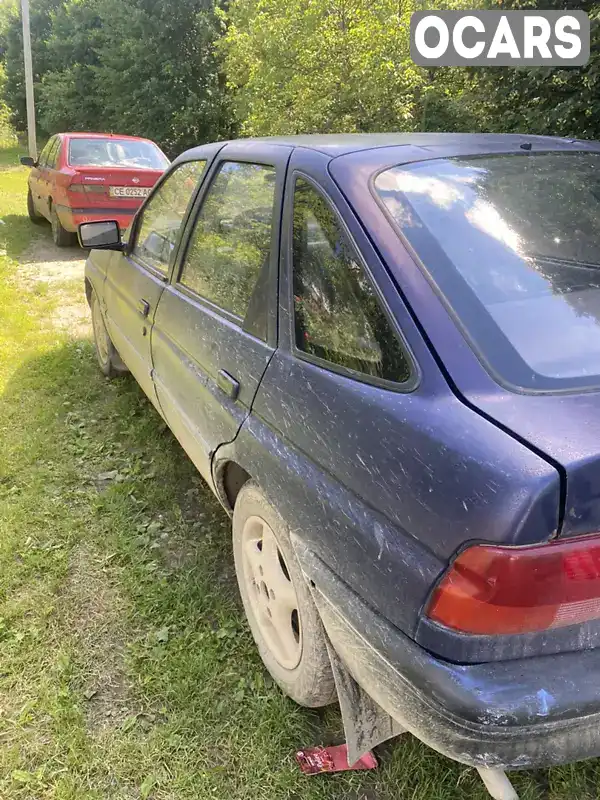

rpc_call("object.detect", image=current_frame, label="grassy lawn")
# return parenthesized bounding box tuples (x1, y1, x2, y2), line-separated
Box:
(0, 154, 598, 800)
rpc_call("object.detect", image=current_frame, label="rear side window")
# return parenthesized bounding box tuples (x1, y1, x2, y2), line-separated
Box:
(376, 152, 600, 392)
(46, 137, 61, 169)
(38, 137, 56, 168)
(179, 161, 276, 321)
(292, 178, 411, 385)
(132, 160, 206, 275)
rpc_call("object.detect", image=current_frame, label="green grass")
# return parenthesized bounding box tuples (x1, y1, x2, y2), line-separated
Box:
(0, 153, 599, 800)
(0, 142, 25, 169)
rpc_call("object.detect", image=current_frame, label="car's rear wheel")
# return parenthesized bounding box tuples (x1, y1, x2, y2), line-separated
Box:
(90, 290, 127, 378)
(233, 481, 336, 707)
(50, 205, 75, 247)
(27, 188, 44, 224)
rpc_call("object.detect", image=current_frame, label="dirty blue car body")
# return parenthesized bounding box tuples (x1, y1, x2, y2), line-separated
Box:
(83, 133, 600, 778)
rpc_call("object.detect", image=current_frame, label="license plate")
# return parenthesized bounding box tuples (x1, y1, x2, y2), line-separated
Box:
(109, 186, 151, 198)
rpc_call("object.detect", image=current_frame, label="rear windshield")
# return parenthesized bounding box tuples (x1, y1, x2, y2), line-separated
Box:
(375, 152, 600, 392)
(68, 138, 169, 170)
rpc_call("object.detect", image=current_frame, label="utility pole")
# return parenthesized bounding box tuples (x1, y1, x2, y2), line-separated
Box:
(21, 0, 36, 159)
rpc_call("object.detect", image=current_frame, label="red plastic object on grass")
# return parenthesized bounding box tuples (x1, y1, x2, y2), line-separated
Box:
(295, 744, 378, 774)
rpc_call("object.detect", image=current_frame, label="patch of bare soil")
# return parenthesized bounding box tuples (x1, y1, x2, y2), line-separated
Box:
(63, 544, 136, 733)
(19, 234, 91, 339)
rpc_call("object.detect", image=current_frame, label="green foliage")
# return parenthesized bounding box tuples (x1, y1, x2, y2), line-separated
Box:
(2, 0, 231, 156)
(0, 63, 16, 146)
(220, 0, 484, 136)
(459, 5, 600, 140)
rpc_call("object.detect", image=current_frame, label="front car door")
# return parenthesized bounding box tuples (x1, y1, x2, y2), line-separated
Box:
(102, 157, 209, 406)
(29, 136, 56, 217)
(43, 135, 62, 216)
(151, 142, 291, 485)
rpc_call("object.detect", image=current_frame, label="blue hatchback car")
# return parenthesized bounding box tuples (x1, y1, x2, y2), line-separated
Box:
(81, 133, 600, 799)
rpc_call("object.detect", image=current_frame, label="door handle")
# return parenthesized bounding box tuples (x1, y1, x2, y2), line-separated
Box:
(217, 369, 240, 401)
(138, 298, 151, 317)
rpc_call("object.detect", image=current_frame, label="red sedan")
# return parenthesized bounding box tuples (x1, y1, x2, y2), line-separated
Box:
(21, 132, 169, 246)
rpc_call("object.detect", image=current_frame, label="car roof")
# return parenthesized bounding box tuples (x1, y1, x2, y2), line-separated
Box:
(181, 132, 600, 162)
(61, 132, 154, 142)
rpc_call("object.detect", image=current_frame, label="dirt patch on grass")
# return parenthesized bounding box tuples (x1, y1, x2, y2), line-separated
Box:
(19, 234, 91, 338)
(63, 544, 135, 733)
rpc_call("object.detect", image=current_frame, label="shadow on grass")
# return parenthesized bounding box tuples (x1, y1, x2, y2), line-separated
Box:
(2, 340, 597, 800)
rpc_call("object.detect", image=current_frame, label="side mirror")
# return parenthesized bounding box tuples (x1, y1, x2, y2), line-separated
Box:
(78, 220, 123, 250)
(20, 156, 36, 167)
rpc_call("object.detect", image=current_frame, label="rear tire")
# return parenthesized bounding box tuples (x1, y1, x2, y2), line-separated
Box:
(50, 205, 75, 247)
(233, 481, 336, 708)
(27, 188, 44, 224)
(90, 290, 128, 378)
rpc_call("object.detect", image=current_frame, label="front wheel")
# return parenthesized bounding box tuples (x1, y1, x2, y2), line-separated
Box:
(51, 206, 75, 247)
(233, 481, 336, 708)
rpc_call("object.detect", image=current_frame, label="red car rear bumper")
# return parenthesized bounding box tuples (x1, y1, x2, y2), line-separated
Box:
(55, 203, 138, 233)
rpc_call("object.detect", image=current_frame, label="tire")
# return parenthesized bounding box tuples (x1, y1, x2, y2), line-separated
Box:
(27, 188, 44, 224)
(233, 481, 336, 708)
(50, 205, 75, 247)
(90, 290, 128, 378)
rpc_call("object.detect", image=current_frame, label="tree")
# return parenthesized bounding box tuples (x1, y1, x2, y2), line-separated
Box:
(2, 0, 232, 156)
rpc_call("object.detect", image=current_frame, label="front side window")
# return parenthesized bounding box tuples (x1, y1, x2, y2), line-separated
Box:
(292, 178, 411, 384)
(132, 160, 206, 274)
(179, 161, 276, 320)
(375, 152, 600, 392)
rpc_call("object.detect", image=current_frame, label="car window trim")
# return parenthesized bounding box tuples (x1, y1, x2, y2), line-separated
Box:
(173, 155, 284, 336)
(288, 171, 418, 394)
(127, 157, 212, 282)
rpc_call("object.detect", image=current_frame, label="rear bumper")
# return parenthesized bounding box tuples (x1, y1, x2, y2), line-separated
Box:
(55, 203, 137, 233)
(296, 541, 600, 770)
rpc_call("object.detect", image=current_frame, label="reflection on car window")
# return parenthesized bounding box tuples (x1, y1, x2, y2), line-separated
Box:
(375, 152, 600, 391)
(68, 138, 169, 170)
(292, 178, 411, 384)
(46, 137, 61, 169)
(179, 161, 276, 319)
(133, 161, 206, 274)
(38, 137, 55, 168)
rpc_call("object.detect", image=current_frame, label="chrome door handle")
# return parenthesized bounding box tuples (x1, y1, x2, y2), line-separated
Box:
(138, 298, 150, 317)
(217, 369, 240, 401)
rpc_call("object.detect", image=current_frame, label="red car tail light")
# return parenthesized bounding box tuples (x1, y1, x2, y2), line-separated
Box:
(425, 534, 600, 635)
(68, 183, 106, 194)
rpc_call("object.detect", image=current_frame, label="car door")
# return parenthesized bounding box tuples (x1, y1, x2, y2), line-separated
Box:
(30, 137, 55, 215)
(151, 142, 291, 485)
(43, 135, 62, 215)
(102, 157, 209, 406)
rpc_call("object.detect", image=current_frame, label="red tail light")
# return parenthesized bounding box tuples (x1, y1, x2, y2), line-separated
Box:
(68, 183, 106, 194)
(425, 534, 600, 635)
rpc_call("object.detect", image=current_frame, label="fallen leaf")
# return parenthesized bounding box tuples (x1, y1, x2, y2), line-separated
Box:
(140, 774, 157, 799)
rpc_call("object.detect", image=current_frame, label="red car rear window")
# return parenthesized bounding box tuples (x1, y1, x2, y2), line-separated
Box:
(68, 138, 169, 170)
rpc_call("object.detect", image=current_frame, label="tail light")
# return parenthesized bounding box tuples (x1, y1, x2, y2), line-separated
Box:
(425, 534, 600, 635)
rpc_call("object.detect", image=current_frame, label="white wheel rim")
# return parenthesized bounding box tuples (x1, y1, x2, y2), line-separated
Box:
(91, 295, 110, 366)
(241, 515, 302, 670)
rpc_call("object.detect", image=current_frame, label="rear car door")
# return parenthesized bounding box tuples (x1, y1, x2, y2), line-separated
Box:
(151, 142, 290, 485)
(103, 158, 208, 405)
